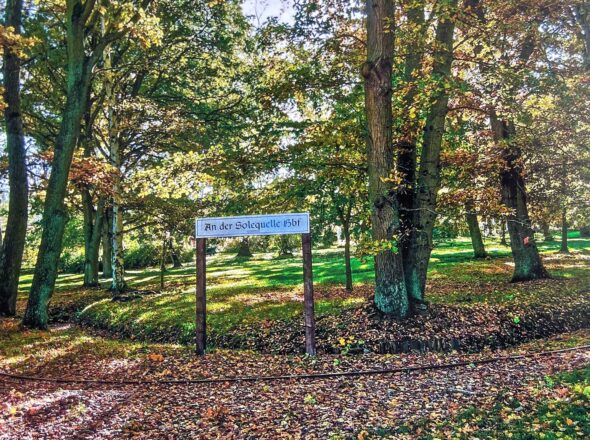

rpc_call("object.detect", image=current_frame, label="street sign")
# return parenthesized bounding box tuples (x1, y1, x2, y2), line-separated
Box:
(193, 212, 316, 356)
(195, 213, 310, 238)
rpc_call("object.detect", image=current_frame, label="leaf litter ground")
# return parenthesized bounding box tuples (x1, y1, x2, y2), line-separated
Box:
(1, 319, 589, 439)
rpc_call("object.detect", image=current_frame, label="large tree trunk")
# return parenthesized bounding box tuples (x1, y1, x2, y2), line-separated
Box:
(364, 0, 409, 317)
(465, 199, 487, 259)
(490, 114, 549, 282)
(343, 223, 353, 291)
(401, 0, 458, 310)
(397, 3, 424, 312)
(559, 207, 569, 254)
(101, 207, 113, 278)
(23, 1, 95, 328)
(0, 0, 28, 317)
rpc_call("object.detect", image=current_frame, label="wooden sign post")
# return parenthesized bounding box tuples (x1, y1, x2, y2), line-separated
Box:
(195, 237, 207, 356)
(195, 213, 316, 355)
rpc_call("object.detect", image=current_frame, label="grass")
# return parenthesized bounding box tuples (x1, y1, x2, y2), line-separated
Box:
(14, 232, 590, 346)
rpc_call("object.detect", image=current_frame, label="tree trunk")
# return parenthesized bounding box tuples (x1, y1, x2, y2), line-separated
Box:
(343, 223, 353, 291)
(364, 0, 409, 318)
(82, 193, 104, 287)
(101, 207, 113, 278)
(236, 237, 253, 257)
(169, 238, 182, 268)
(541, 220, 554, 242)
(490, 113, 549, 282)
(0, 0, 28, 317)
(465, 200, 487, 259)
(559, 207, 569, 254)
(500, 218, 508, 245)
(160, 236, 167, 289)
(23, 2, 95, 328)
(111, 178, 127, 294)
(401, 0, 457, 310)
(104, 42, 127, 295)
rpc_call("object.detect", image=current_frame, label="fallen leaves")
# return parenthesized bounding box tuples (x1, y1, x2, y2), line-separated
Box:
(147, 353, 164, 363)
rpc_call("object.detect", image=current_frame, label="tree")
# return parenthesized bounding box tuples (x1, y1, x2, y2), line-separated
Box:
(363, 0, 409, 316)
(363, 0, 459, 317)
(24, 0, 156, 328)
(0, 0, 29, 316)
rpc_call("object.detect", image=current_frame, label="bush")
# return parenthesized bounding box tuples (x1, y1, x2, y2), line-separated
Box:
(581, 226, 590, 238)
(124, 243, 160, 269)
(320, 228, 338, 248)
(59, 252, 85, 274)
(272, 235, 300, 258)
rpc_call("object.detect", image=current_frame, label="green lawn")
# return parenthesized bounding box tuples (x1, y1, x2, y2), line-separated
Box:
(15, 233, 590, 345)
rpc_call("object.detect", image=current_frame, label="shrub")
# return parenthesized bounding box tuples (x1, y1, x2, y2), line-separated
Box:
(124, 243, 160, 269)
(59, 252, 85, 274)
(320, 228, 338, 248)
(581, 225, 590, 238)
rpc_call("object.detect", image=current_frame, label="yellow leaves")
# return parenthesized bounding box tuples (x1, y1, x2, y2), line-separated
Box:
(0, 25, 40, 58)
(357, 430, 369, 440)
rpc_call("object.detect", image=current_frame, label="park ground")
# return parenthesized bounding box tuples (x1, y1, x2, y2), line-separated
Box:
(1, 234, 590, 438)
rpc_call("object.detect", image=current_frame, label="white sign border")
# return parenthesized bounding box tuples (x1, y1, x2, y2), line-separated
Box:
(195, 212, 310, 239)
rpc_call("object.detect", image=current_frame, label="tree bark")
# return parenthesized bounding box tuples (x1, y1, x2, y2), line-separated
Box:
(82, 193, 104, 287)
(465, 200, 487, 259)
(500, 218, 508, 245)
(490, 113, 549, 282)
(343, 222, 353, 291)
(23, 1, 96, 328)
(401, 0, 458, 310)
(559, 207, 569, 254)
(101, 207, 113, 278)
(541, 220, 554, 242)
(0, 0, 28, 317)
(104, 41, 127, 295)
(236, 237, 253, 257)
(160, 236, 167, 289)
(169, 237, 182, 268)
(364, 0, 409, 317)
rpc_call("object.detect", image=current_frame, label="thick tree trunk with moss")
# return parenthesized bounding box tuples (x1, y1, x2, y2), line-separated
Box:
(490, 114, 549, 282)
(465, 200, 487, 259)
(23, 1, 95, 328)
(364, 0, 409, 317)
(400, 0, 457, 311)
(0, 0, 28, 317)
(559, 207, 569, 253)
